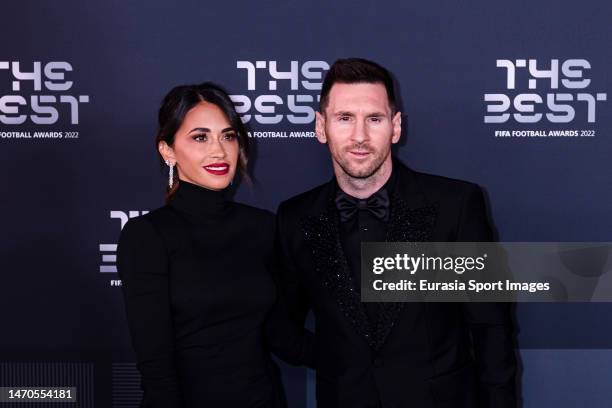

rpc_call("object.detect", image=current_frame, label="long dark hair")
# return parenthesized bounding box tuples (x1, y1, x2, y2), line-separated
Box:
(155, 82, 250, 201)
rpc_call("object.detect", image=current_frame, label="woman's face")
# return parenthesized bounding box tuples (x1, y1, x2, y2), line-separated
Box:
(160, 101, 240, 191)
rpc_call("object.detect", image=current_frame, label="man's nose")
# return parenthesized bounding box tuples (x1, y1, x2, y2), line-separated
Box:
(351, 118, 368, 144)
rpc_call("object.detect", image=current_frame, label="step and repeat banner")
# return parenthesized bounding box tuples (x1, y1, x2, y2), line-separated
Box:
(2, 1, 612, 407)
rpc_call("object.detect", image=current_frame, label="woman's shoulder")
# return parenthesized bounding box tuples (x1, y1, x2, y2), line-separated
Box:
(119, 206, 176, 242)
(230, 202, 275, 219)
(229, 202, 275, 229)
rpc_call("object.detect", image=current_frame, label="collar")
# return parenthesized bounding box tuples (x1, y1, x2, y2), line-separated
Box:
(169, 180, 229, 218)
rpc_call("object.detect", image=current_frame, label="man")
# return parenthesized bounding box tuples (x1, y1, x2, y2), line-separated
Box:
(275, 58, 517, 408)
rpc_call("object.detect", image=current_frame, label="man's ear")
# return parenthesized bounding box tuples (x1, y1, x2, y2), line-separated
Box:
(158, 141, 176, 164)
(391, 111, 402, 144)
(315, 111, 327, 144)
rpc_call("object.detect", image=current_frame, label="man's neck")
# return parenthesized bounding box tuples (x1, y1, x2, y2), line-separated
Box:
(335, 156, 393, 199)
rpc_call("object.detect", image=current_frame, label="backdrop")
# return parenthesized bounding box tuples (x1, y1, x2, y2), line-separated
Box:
(2, 1, 611, 406)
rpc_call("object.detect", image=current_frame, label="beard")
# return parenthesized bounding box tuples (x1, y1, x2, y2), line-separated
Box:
(331, 142, 390, 180)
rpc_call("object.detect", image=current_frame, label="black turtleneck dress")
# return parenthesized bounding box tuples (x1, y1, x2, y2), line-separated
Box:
(117, 181, 289, 408)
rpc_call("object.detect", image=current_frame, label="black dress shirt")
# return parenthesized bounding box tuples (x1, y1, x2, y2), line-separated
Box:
(336, 169, 397, 325)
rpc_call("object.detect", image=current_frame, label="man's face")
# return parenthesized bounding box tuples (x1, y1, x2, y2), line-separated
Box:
(316, 82, 401, 179)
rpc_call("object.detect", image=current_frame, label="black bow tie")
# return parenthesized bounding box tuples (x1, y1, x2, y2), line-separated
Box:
(335, 189, 390, 222)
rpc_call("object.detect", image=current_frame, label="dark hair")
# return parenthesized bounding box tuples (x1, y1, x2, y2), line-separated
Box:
(155, 82, 250, 201)
(319, 58, 397, 114)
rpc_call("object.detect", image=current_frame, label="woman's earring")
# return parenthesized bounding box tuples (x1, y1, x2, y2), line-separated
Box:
(165, 160, 175, 188)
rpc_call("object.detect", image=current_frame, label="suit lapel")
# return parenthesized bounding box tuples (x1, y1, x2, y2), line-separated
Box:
(300, 162, 439, 351)
(300, 182, 378, 348)
(373, 165, 438, 349)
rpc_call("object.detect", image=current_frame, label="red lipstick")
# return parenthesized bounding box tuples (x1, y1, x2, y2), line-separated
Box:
(203, 162, 230, 175)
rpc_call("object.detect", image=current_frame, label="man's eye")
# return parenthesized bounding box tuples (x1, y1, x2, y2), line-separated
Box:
(192, 134, 207, 142)
(369, 117, 382, 123)
(339, 116, 351, 122)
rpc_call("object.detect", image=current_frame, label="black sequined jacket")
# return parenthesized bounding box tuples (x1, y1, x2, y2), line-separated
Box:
(273, 159, 517, 408)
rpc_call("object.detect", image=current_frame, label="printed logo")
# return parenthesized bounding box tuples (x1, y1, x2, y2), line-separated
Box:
(230, 60, 329, 138)
(484, 59, 607, 139)
(0, 61, 90, 140)
(99, 211, 148, 285)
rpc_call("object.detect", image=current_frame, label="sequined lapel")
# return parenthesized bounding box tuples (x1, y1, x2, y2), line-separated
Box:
(300, 194, 377, 348)
(372, 189, 438, 350)
(299, 163, 439, 351)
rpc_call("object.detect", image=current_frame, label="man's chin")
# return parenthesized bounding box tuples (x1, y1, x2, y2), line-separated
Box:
(343, 165, 378, 179)
(334, 155, 385, 180)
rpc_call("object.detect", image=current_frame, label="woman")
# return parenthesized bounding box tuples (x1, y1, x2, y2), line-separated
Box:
(117, 83, 310, 407)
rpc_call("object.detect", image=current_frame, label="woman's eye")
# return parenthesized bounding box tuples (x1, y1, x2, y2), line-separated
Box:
(192, 134, 207, 142)
(223, 132, 237, 141)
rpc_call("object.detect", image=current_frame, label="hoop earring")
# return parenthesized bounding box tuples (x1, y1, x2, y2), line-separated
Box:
(165, 160, 175, 188)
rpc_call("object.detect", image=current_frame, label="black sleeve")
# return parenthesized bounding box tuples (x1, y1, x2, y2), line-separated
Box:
(265, 203, 315, 369)
(457, 186, 518, 408)
(117, 216, 183, 408)
(265, 255, 316, 368)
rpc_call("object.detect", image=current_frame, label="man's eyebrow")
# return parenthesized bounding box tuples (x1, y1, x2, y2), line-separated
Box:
(333, 111, 355, 116)
(366, 112, 387, 117)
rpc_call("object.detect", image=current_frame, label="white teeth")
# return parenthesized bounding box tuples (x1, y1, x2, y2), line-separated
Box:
(206, 166, 227, 170)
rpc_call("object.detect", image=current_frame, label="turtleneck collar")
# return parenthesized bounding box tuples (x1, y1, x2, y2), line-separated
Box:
(169, 179, 230, 219)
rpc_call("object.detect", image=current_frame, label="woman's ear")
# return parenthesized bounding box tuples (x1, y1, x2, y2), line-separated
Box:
(158, 141, 175, 164)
